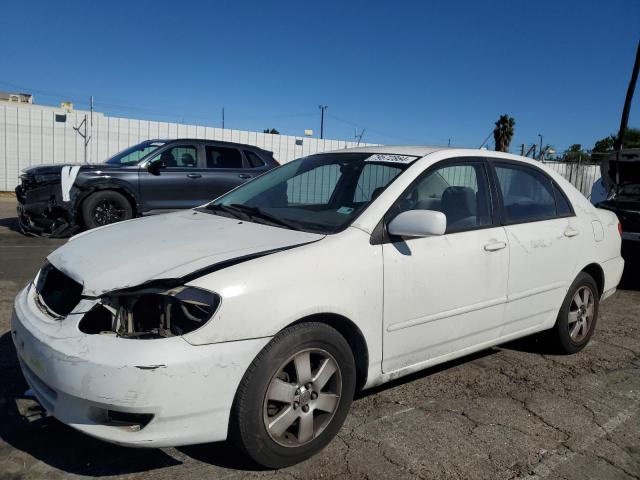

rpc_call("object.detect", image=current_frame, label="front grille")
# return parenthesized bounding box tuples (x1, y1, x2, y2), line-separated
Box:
(35, 262, 83, 317)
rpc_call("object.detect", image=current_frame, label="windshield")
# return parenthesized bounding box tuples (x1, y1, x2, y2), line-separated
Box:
(105, 141, 165, 166)
(201, 152, 415, 234)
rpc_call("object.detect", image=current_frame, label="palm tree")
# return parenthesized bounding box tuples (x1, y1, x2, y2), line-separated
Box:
(493, 115, 516, 152)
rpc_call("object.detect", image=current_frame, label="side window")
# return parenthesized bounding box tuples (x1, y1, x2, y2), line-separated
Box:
(244, 150, 265, 168)
(494, 164, 557, 223)
(354, 164, 404, 203)
(553, 183, 573, 217)
(154, 145, 198, 168)
(287, 164, 341, 204)
(206, 146, 243, 169)
(392, 161, 492, 233)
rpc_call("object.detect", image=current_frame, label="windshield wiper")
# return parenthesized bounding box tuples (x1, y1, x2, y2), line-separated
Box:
(204, 203, 249, 220)
(227, 204, 301, 230)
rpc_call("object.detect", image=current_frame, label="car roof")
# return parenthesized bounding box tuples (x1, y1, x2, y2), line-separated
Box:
(328, 145, 552, 168)
(330, 145, 453, 157)
(147, 138, 272, 153)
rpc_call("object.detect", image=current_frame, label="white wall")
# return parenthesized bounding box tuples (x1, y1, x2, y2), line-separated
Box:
(0, 102, 375, 191)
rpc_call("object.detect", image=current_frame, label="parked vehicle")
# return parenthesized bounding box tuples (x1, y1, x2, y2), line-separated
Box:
(15, 139, 278, 236)
(12, 146, 624, 467)
(596, 148, 640, 243)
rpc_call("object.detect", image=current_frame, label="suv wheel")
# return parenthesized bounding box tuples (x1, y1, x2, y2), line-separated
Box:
(81, 191, 133, 229)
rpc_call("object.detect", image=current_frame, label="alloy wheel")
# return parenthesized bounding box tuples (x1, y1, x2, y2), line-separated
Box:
(93, 200, 125, 225)
(263, 348, 342, 447)
(568, 285, 595, 343)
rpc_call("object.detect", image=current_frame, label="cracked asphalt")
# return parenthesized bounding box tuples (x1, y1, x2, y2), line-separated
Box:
(0, 196, 639, 480)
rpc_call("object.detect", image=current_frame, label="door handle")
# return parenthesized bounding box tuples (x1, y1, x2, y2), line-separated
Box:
(564, 228, 579, 238)
(484, 241, 507, 252)
(238, 174, 252, 179)
(187, 173, 202, 179)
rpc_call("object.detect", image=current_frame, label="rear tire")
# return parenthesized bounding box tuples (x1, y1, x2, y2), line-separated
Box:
(549, 272, 599, 354)
(230, 322, 356, 468)
(81, 191, 133, 229)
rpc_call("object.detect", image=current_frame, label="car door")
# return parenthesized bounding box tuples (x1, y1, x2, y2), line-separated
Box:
(491, 161, 581, 335)
(138, 143, 203, 211)
(382, 158, 509, 373)
(199, 144, 255, 202)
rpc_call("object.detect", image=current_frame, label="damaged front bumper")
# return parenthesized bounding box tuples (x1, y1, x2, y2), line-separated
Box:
(15, 181, 80, 237)
(11, 283, 270, 447)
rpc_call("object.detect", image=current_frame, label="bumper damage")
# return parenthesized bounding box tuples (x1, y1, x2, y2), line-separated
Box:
(16, 182, 81, 238)
(11, 284, 270, 447)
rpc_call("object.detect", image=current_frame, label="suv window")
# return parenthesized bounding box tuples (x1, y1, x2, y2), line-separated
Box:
(244, 150, 265, 168)
(392, 161, 492, 233)
(494, 164, 557, 223)
(153, 145, 198, 168)
(206, 146, 243, 169)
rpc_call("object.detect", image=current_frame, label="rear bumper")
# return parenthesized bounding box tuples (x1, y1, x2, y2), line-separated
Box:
(11, 285, 270, 447)
(601, 255, 625, 296)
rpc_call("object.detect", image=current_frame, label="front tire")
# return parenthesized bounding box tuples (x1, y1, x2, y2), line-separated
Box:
(549, 272, 599, 354)
(230, 322, 356, 468)
(81, 190, 133, 229)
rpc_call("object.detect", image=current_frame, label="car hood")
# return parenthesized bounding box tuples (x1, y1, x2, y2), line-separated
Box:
(47, 210, 324, 296)
(22, 163, 127, 176)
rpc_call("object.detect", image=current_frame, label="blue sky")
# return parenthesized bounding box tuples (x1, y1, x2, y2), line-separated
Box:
(1, 0, 638, 153)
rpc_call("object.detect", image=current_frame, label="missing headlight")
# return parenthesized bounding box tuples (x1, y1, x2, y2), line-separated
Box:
(79, 286, 220, 339)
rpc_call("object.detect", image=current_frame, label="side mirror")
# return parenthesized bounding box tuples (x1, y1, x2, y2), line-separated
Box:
(387, 210, 446, 237)
(147, 159, 165, 175)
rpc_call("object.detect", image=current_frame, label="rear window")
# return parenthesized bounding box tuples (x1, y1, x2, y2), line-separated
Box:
(244, 150, 265, 168)
(495, 164, 558, 223)
(206, 146, 243, 169)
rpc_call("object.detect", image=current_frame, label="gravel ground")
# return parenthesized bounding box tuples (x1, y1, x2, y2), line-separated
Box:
(0, 196, 639, 480)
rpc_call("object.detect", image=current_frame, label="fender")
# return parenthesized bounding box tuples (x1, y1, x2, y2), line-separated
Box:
(74, 176, 142, 215)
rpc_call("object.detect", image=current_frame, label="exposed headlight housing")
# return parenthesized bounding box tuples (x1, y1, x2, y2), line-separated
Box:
(79, 285, 221, 339)
(34, 173, 61, 184)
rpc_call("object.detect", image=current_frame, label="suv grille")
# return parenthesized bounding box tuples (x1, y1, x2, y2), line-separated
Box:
(35, 262, 83, 317)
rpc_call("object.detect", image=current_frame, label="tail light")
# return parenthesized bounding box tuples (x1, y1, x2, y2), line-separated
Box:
(618, 222, 623, 236)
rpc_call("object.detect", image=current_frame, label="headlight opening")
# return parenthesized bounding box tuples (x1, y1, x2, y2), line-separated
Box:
(79, 286, 220, 339)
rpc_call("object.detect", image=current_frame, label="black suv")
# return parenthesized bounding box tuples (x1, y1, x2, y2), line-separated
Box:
(16, 139, 278, 236)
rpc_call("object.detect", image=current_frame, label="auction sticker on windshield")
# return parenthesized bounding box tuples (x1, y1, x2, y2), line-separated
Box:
(364, 154, 418, 164)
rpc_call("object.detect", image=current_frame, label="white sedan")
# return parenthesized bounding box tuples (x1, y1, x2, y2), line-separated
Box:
(11, 146, 624, 468)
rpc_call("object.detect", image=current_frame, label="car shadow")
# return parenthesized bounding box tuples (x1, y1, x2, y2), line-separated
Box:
(355, 348, 498, 399)
(0, 215, 22, 233)
(0, 331, 184, 476)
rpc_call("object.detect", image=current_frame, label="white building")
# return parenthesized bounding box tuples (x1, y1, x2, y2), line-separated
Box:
(0, 101, 374, 191)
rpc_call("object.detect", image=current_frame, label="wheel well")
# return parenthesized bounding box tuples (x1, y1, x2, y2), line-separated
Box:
(79, 188, 138, 220)
(291, 314, 369, 391)
(581, 263, 604, 295)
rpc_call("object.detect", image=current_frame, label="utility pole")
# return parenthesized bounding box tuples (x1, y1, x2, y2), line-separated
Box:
(615, 39, 640, 150)
(318, 105, 328, 139)
(89, 96, 94, 163)
(538, 134, 543, 160)
(520, 144, 525, 156)
(74, 115, 91, 164)
(222, 108, 225, 129)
